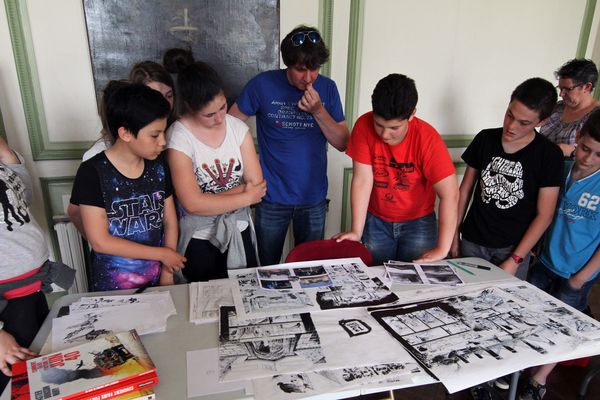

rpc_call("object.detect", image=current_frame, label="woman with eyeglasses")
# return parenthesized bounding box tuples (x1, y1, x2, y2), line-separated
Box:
(540, 58, 600, 157)
(167, 61, 265, 282)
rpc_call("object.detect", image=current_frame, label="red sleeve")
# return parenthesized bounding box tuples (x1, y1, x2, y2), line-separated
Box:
(346, 113, 374, 165)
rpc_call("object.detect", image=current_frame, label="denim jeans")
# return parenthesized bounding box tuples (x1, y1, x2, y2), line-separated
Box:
(255, 199, 327, 266)
(460, 238, 531, 280)
(362, 212, 437, 265)
(528, 261, 596, 312)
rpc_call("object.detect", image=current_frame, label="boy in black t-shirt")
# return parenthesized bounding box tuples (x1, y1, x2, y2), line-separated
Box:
(70, 84, 185, 290)
(451, 78, 563, 280)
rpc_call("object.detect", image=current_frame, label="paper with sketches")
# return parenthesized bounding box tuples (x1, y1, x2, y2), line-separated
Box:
(218, 306, 326, 382)
(384, 261, 464, 286)
(189, 280, 235, 324)
(231, 258, 398, 319)
(186, 348, 250, 398)
(252, 361, 430, 400)
(370, 282, 600, 393)
(69, 291, 176, 318)
(51, 291, 176, 352)
(257, 265, 334, 290)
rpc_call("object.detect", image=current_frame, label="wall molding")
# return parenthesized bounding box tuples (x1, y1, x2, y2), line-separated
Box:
(577, 0, 597, 58)
(4, 0, 91, 160)
(344, 0, 364, 127)
(39, 176, 76, 263)
(318, 0, 334, 77)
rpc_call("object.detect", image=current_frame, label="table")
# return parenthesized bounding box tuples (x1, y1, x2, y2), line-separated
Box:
(2, 258, 592, 399)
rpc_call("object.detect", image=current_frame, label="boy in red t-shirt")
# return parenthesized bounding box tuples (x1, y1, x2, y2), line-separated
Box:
(334, 74, 458, 264)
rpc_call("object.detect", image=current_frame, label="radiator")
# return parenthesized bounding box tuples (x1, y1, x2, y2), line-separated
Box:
(54, 221, 88, 294)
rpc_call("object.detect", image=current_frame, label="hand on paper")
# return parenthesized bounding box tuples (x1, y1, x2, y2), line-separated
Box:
(332, 231, 361, 242)
(245, 180, 267, 205)
(160, 248, 186, 273)
(499, 258, 519, 276)
(0, 330, 36, 376)
(414, 246, 448, 263)
(298, 83, 324, 115)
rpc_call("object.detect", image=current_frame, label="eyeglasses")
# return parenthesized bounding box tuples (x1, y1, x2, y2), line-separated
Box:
(291, 31, 321, 46)
(556, 84, 583, 93)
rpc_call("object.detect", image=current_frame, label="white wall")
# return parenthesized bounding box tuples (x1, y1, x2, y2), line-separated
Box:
(0, 0, 595, 260)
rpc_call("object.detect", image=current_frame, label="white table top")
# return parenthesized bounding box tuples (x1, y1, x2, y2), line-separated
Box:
(0, 258, 532, 399)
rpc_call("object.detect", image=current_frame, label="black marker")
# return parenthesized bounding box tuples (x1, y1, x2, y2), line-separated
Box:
(135, 282, 152, 293)
(458, 262, 491, 271)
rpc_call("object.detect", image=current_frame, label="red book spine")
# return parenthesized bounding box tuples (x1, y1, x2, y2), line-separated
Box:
(66, 374, 158, 400)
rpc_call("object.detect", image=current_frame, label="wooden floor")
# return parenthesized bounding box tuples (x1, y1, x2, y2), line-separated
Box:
(350, 279, 600, 400)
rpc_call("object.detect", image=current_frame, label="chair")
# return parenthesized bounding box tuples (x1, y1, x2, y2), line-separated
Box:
(285, 239, 373, 266)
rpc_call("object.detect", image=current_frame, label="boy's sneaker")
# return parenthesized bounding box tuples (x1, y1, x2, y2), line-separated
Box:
(471, 382, 502, 400)
(518, 379, 546, 400)
(494, 376, 510, 390)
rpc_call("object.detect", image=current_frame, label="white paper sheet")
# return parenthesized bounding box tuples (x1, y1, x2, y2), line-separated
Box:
(230, 258, 398, 319)
(69, 292, 176, 319)
(189, 280, 235, 324)
(370, 282, 600, 393)
(186, 348, 249, 398)
(384, 260, 464, 286)
(252, 361, 431, 400)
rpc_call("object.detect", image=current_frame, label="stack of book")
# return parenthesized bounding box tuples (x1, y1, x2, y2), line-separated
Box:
(11, 330, 157, 400)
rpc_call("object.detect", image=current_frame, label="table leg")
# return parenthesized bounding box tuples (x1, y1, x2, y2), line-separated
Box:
(508, 370, 520, 400)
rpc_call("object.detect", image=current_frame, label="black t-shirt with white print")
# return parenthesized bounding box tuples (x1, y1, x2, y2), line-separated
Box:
(460, 128, 563, 248)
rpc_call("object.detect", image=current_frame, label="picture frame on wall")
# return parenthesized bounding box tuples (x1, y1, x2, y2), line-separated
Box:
(82, 0, 280, 104)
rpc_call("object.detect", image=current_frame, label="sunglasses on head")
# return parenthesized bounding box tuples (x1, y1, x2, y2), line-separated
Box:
(291, 31, 321, 46)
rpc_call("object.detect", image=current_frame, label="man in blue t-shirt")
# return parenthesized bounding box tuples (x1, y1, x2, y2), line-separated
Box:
(230, 25, 349, 265)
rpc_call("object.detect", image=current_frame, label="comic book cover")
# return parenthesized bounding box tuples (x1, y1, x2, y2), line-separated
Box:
(11, 330, 157, 400)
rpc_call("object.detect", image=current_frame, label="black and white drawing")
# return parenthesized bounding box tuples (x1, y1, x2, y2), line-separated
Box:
(339, 319, 372, 337)
(252, 361, 429, 400)
(218, 306, 326, 382)
(370, 284, 600, 393)
(316, 277, 398, 310)
(384, 261, 464, 286)
(189, 281, 234, 324)
(257, 264, 334, 290)
(231, 258, 395, 319)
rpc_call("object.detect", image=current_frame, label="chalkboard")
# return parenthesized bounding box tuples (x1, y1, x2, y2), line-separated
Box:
(83, 0, 280, 103)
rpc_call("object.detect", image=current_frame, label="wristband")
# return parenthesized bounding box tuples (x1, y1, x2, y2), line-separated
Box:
(511, 254, 524, 264)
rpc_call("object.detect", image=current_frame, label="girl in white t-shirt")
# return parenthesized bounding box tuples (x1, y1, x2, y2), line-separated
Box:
(167, 61, 265, 281)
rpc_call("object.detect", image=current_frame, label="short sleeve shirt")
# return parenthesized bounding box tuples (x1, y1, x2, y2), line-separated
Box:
(461, 128, 564, 247)
(167, 115, 248, 238)
(70, 152, 173, 291)
(235, 69, 345, 205)
(347, 112, 455, 222)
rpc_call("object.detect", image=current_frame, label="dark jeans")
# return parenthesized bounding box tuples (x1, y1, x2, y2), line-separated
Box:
(528, 260, 596, 312)
(182, 228, 258, 282)
(255, 199, 327, 266)
(460, 238, 531, 280)
(0, 291, 48, 392)
(362, 212, 437, 265)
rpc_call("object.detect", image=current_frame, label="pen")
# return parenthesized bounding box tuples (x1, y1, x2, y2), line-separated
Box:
(447, 260, 475, 276)
(458, 261, 491, 271)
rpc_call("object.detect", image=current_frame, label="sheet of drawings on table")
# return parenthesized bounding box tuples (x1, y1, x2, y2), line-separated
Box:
(189, 280, 235, 324)
(229, 257, 399, 319)
(368, 281, 600, 393)
(384, 260, 464, 286)
(217, 304, 433, 391)
(50, 291, 176, 352)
